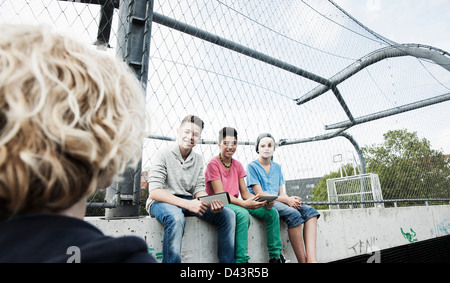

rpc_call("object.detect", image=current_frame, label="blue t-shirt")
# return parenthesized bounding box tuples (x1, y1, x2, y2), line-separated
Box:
(246, 160, 285, 195)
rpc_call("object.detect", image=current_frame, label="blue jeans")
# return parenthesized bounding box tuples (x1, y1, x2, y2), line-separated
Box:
(150, 196, 236, 263)
(273, 201, 320, 229)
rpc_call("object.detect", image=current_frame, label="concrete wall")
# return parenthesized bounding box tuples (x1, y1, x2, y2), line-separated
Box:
(86, 205, 450, 263)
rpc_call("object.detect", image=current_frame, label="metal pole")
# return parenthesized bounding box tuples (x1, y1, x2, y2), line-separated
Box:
(338, 132, 367, 207)
(295, 44, 450, 106)
(94, 1, 117, 48)
(338, 133, 366, 174)
(332, 86, 355, 124)
(303, 198, 450, 207)
(57, 1, 120, 49)
(326, 92, 450, 130)
(105, 0, 153, 219)
(151, 12, 332, 88)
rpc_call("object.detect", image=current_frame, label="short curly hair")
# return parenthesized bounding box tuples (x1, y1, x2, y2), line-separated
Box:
(0, 25, 149, 219)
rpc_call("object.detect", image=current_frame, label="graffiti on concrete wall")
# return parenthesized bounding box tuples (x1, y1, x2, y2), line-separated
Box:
(148, 247, 163, 261)
(430, 218, 449, 237)
(348, 236, 380, 263)
(401, 228, 418, 243)
(348, 236, 377, 255)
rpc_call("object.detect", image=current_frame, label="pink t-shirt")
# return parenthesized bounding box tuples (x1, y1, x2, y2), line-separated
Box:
(205, 157, 246, 198)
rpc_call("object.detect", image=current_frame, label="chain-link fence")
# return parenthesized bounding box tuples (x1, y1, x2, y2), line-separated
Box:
(2, 0, 449, 217)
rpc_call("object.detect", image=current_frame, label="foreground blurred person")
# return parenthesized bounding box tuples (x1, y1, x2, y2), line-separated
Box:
(0, 24, 155, 263)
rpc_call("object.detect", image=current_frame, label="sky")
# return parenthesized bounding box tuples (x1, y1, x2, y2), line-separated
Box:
(334, 0, 450, 52)
(332, 0, 450, 155)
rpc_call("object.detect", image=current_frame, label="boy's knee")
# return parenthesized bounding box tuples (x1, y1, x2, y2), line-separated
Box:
(164, 212, 186, 228)
(222, 208, 236, 225)
(266, 208, 280, 221)
(235, 210, 251, 224)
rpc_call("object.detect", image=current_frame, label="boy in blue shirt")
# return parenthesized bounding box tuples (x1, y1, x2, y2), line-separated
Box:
(246, 133, 320, 263)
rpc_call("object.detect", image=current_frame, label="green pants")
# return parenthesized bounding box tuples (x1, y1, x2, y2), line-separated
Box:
(226, 204, 282, 263)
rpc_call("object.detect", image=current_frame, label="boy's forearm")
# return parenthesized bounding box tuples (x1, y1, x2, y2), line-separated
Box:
(149, 189, 191, 209)
(194, 190, 207, 199)
(229, 195, 246, 207)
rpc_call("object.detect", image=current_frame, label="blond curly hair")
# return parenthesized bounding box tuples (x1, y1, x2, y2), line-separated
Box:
(0, 25, 149, 219)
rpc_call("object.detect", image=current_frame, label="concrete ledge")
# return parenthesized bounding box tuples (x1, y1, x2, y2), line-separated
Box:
(86, 205, 450, 263)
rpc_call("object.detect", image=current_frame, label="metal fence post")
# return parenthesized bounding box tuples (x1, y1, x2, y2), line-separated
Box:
(105, 0, 153, 219)
(338, 132, 367, 208)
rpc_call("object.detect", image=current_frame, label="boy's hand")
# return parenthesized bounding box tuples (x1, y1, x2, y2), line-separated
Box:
(286, 196, 302, 209)
(243, 194, 265, 210)
(264, 201, 275, 210)
(186, 199, 209, 216)
(208, 200, 224, 214)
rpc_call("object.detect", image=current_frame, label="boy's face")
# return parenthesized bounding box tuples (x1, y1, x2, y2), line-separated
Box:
(219, 136, 238, 159)
(177, 122, 202, 151)
(258, 137, 275, 159)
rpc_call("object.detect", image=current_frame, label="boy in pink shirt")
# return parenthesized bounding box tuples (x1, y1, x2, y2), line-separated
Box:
(205, 127, 285, 263)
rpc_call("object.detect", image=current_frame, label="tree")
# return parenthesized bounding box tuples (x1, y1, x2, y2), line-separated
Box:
(362, 129, 449, 204)
(310, 129, 449, 209)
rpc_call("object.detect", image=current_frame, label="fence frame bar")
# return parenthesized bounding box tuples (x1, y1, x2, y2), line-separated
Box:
(104, 0, 154, 219)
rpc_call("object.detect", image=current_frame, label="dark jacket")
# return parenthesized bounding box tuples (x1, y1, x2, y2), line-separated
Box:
(0, 214, 156, 263)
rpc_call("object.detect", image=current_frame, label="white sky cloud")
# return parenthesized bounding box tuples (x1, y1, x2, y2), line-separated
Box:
(334, 0, 450, 52)
(366, 0, 382, 12)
